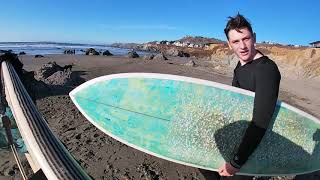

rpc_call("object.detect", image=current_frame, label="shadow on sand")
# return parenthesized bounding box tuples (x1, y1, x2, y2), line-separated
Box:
(199, 105, 320, 179)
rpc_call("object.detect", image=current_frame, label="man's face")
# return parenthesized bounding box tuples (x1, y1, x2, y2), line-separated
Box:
(227, 28, 256, 63)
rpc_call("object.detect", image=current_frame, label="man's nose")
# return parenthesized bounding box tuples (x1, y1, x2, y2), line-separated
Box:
(240, 41, 246, 49)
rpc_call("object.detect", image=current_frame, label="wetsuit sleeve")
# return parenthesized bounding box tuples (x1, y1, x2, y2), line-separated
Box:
(230, 63, 281, 168)
(232, 70, 240, 88)
(232, 62, 241, 88)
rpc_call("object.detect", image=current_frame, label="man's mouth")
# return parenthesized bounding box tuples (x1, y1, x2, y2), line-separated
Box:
(240, 51, 249, 56)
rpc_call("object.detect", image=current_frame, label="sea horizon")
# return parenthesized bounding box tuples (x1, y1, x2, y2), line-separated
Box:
(0, 41, 149, 56)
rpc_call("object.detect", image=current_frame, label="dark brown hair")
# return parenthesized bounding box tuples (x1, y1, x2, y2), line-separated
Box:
(224, 13, 253, 40)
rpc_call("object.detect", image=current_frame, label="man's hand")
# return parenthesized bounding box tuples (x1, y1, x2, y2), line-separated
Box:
(218, 162, 240, 176)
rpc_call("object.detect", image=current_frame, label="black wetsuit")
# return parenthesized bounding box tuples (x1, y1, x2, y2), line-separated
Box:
(212, 55, 281, 180)
(230, 55, 281, 168)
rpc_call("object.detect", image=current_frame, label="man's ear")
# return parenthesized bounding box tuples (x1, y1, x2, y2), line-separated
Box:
(253, 32, 256, 43)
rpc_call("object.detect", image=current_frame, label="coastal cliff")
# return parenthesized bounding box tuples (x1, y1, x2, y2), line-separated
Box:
(136, 36, 320, 80)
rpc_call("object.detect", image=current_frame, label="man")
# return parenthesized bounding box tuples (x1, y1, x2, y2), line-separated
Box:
(217, 14, 281, 178)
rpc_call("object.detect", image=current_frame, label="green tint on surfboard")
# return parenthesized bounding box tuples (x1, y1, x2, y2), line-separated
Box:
(70, 73, 320, 176)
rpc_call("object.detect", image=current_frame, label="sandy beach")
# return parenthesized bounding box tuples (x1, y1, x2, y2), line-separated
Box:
(1, 54, 320, 180)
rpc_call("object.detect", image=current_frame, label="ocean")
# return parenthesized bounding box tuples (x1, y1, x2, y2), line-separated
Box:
(0, 42, 150, 56)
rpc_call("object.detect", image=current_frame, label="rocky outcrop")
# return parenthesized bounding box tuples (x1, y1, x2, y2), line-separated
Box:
(127, 51, 139, 58)
(44, 71, 73, 85)
(64, 49, 75, 54)
(218, 54, 238, 69)
(208, 44, 320, 79)
(141, 44, 158, 52)
(139, 41, 320, 80)
(178, 35, 225, 45)
(0, 52, 24, 77)
(85, 48, 100, 56)
(34, 62, 75, 85)
(143, 54, 155, 60)
(185, 60, 196, 67)
(254, 46, 320, 79)
(110, 43, 140, 50)
(165, 48, 190, 57)
(34, 62, 62, 79)
(0, 50, 12, 53)
(19, 51, 26, 55)
(34, 55, 44, 58)
(102, 50, 113, 56)
(153, 53, 168, 60)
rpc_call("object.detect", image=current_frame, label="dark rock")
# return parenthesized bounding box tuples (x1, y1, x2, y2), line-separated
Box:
(164, 49, 177, 56)
(141, 44, 159, 52)
(127, 51, 139, 58)
(185, 60, 196, 67)
(35, 54, 44, 58)
(0, 49, 12, 53)
(64, 49, 75, 54)
(45, 71, 73, 85)
(178, 51, 190, 57)
(34, 62, 73, 85)
(143, 54, 155, 60)
(165, 48, 190, 57)
(0, 52, 24, 77)
(153, 53, 168, 60)
(19, 51, 26, 55)
(34, 62, 77, 86)
(102, 50, 113, 56)
(110, 43, 140, 49)
(85, 48, 100, 56)
(139, 164, 161, 180)
(34, 61, 63, 79)
(62, 64, 74, 71)
(219, 54, 238, 69)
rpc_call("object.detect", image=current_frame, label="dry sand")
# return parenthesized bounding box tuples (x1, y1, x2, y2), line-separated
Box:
(1, 54, 320, 179)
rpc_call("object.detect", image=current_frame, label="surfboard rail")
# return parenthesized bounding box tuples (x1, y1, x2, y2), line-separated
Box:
(1, 61, 91, 180)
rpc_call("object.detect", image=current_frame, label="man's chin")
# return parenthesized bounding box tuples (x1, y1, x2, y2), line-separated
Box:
(239, 57, 250, 62)
(237, 56, 252, 65)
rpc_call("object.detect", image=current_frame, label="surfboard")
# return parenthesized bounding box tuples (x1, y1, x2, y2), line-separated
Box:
(2, 61, 90, 180)
(69, 73, 320, 176)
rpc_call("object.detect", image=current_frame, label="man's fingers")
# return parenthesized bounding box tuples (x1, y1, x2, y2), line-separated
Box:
(218, 170, 224, 176)
(219, 170, 232, 176)
(218, 168, 234, 176)
(218, 163, 237, 176)
(220, 172, 233, 176)
(218, 169, 230, 176)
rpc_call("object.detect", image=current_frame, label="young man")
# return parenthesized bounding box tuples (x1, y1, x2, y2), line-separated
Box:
(217, 14, 281, 178)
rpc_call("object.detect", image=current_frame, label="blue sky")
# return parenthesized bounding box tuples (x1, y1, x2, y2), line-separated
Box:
(0, 0, 319, 45)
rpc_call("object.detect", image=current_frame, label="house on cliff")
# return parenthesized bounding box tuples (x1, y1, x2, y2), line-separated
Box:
(310, 41, 320, 48)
